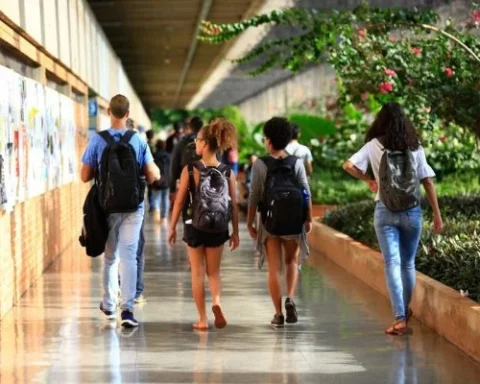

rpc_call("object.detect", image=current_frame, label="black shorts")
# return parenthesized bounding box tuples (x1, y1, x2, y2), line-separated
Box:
(183, 224, 230, 248)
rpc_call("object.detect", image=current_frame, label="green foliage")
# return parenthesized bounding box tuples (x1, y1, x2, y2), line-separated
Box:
(310, 170, 371, 205)
(288, 113, 336, 142)
(322, 196, 480, 301)
(200, 4, 480, 137)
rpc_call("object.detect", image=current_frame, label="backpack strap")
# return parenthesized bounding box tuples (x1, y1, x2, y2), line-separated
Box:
(120, 130, 136, 144)
(98, 130, 114, 145)
(187, 163, 196, 199)
(217, 163, 231, 178)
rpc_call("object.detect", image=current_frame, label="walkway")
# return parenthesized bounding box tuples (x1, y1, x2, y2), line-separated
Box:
(1, 220, 480, 383)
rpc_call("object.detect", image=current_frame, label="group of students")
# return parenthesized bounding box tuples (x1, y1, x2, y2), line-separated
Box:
(80, 94, 443, 336)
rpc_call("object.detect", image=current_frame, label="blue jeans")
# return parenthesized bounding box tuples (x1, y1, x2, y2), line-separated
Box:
(136, 218, 145, 298)
(152, 188, 169, 218)
(374, 202, 422, 321)
(103, 208, 144, 312)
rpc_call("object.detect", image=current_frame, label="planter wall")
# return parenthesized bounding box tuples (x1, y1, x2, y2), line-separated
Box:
(311, 204, 337, 219)
(309, 220, 480, 364)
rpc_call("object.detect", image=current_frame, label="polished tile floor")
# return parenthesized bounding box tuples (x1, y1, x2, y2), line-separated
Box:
(1, 220, 480, 383)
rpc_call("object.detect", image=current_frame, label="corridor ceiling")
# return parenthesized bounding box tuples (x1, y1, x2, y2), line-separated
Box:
(87, 0, 265, 110)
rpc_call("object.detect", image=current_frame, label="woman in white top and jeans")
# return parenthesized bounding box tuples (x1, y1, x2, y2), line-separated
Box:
(343, 102, 443, 335)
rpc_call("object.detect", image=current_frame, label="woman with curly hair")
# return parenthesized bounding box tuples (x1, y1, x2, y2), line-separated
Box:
(247, 117, 312, 328)
(168, 118, 239, 331)
(343, 101, 443, 335)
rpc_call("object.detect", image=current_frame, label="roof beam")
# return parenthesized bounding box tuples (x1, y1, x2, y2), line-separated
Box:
(173, 0, 213, 108)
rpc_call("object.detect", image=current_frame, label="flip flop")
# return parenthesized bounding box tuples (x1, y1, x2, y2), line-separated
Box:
(192, 322, 209, 331)
(385, 320, 409, 336)
(212, 305, 227, 329)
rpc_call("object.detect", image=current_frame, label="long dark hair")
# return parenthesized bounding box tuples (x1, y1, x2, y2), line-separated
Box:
(365, 102, 420, 151)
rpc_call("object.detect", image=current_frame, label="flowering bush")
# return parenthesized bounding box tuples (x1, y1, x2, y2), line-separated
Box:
(200, 4, 480, 138)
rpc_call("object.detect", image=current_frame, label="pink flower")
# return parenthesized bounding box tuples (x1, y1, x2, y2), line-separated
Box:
(384, 68, 397, 77)
(389, 36, 397, 42)
(379, 82, 394, 94)
(407, 78, 414, 86)
(412, 47, 422, 55)
(473, 10, 480, 22)
(445, 68, 454, 77)
(358, 28, 367, 38)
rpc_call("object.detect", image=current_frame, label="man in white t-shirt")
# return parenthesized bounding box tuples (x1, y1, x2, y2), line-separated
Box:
(286, 123, 313, 176)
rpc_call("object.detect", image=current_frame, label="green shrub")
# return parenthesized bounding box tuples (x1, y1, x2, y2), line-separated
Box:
(310, 170, 372, 205)
(322, 197, 480, 301)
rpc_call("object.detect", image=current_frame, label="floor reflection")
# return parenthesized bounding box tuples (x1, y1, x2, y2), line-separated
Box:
(0, 220, 479, 383)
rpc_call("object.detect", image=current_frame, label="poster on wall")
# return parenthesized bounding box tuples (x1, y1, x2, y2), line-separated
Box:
(45, 87, 61, 190)
(24, 77, 47, 198)
(0, 64, 78, 212)
(59, 94, 76, 185)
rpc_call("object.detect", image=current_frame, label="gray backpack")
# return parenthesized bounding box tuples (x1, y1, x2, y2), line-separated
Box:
(378, 141, 420, 212)
(188, 162, 231, 233)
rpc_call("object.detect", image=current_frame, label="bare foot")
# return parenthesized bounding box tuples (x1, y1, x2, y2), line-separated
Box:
(212, 305, 227, 329)
(193, 322, 209, 331)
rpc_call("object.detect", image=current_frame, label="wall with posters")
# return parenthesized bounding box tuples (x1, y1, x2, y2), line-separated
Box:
(0, 65, 77, 213)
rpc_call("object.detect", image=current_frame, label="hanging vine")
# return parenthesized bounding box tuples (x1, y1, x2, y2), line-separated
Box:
(199, 3, 480, 137)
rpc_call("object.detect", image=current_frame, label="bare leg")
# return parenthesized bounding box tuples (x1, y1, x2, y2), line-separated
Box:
(188, 246, 208, 328)
(283, 240, 300, 299)
(206, 246, 227, 328)
(265, 237, 283, 316)
(205, 246, 224, 307)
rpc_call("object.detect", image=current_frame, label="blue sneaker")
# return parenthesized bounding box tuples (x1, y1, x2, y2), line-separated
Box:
(100, 303, 116, 320)
(121, 311, 139, 328)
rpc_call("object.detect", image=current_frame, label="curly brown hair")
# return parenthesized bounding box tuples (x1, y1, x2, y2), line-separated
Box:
(365, 101, 420, 151)
(201, 118, 237, 153)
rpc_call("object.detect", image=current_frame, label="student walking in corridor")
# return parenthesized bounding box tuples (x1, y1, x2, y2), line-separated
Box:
(247, 117, 312, 328)
(343, 101, 443, 335)
(81, 95, 160, 328)
(168, 118, 240, 331)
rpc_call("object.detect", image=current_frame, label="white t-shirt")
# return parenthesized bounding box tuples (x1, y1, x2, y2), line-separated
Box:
(286, 141, 313, 163)
(349, 138, 436, 201)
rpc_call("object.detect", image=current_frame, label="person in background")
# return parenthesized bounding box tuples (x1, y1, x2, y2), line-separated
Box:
(286, 123, 313, 177)
(221, 147, 239, 177)
(145, 129, 156, 212)
(151, 140, 171, 224)
(169, 116, 204, 205)
(166, 122, 183, 154)
(126, 116, 148, 305)
(80, 94, 160, 328)
(343, 101, 443, 335)
(244, 153, 257, 200)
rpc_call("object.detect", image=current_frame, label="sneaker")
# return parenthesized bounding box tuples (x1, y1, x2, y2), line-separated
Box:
(100, 303, 116, 320)
(285, 298, 298, 324)
(271, 314, 285, 328)
(121, 310, 139, 328)
(135, 294, 147, 304)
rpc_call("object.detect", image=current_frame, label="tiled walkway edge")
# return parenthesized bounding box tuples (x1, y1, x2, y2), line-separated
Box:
(308, 220, 480, 364)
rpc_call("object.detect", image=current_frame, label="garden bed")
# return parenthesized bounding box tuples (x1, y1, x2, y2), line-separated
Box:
(321, 196, 480, 302)
(308, 219, 480, 364)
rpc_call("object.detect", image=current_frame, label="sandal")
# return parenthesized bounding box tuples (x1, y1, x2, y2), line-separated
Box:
(192, 322, 209, 331)
(212, 305, 227, 329)
(385, 320, 408, 336)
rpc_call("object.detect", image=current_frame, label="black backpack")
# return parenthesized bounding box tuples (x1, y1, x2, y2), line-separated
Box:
(378, 142, 420, 212)
(188, 162, 231, 233)
(260, 156, 305, 236)
(97, 130, 145, 213)
(79, 184, 108, 257)
(152, 151, 170, 190)
(181, 134, 201, 168)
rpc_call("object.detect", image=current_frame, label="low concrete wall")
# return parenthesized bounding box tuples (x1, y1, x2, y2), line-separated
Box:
(309, 220, 480, 363)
